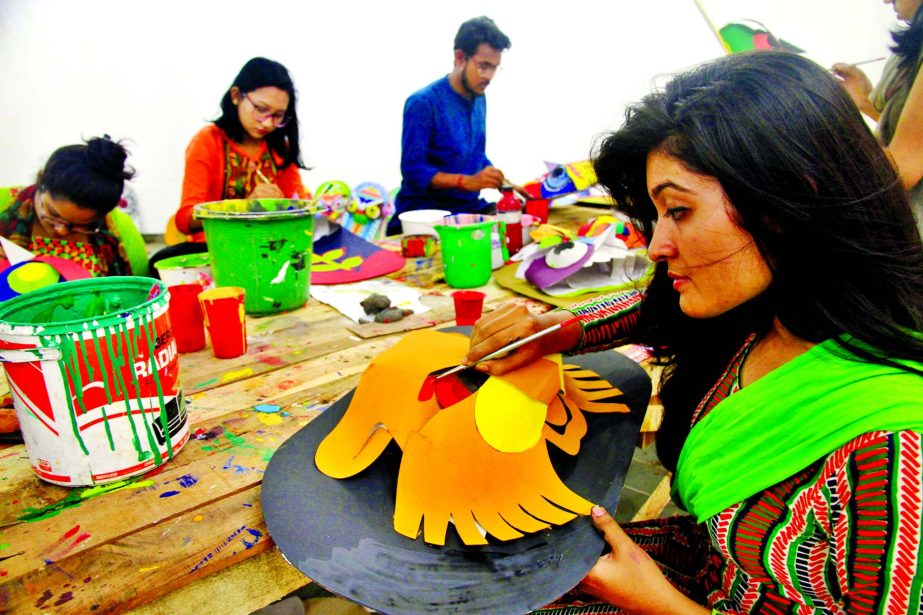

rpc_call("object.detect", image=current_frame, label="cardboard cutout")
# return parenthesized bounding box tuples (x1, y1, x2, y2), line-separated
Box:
(262, 327, 650, 615)
(0, 237, 93, 302)
(315, 330, 630, 546)
(311, 217, 405, 285)
(719, 20, 804, 54)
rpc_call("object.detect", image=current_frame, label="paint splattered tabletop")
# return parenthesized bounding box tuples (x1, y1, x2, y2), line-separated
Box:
(0, 205, 662, 613)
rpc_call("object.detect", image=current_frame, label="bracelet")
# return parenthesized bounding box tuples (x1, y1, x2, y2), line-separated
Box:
(456, 174, 465, 191)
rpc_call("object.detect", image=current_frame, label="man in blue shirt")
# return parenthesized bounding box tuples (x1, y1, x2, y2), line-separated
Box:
(392, 16, 511, 233)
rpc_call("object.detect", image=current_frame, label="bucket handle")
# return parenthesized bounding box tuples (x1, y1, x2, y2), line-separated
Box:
(495, 220, 509, 262)
(0, 347, 63, 363)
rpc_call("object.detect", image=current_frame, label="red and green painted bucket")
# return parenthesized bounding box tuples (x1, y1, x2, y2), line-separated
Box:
(193, 198, 317, 315)
(0, 277, 188, 486)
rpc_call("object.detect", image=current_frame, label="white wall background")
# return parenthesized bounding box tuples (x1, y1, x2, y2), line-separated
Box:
(0, 0, 895, 234)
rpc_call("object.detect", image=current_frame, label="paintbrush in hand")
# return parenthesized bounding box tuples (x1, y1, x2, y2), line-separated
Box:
(254, 167, 272, 184)
(849, 56, 886, 67)
(502, 181, 532, 200)
(436, 314, 583, 380)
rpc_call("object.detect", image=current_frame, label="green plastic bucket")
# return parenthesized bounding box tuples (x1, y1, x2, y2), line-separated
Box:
(434, 214, 507, 288)
(194, 198, 317, 315)
(0, 277, 188, 486)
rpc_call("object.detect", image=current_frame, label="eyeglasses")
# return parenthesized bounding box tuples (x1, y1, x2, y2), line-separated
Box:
(35, 191, 102, 235)
(469, 58, 502, 77)
(243, 92, 292, 127)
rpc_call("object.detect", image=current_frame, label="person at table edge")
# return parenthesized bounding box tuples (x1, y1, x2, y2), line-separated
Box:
(391, 16, 511, 234)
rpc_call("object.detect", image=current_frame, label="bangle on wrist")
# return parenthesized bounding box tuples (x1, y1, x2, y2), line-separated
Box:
(456, 174, 465, 191)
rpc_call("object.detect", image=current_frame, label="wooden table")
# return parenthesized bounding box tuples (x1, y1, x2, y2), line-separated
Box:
(0, 205, 662, 614)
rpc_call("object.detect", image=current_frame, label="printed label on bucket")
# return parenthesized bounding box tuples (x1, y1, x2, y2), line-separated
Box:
(0, 302, 188, 485)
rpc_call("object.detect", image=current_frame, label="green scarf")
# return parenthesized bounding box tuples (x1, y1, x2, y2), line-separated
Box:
(673, 339, 923, 522)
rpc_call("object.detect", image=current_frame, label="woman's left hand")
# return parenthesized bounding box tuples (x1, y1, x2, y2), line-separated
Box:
(578, 506, 710, 615)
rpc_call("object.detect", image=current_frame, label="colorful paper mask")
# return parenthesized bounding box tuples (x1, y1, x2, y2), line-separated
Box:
(513, 215, 653, 297)
(523, 161, 598, 200)
(262, 331, 651, 614)
(314, 180, 352, 224)
(315, 329, 630, 546)
(719, 20, 804, 54)
(315, 180, 396, 242)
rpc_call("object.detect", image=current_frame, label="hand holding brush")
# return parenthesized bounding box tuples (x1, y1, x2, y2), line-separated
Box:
(248, 163, 284, 199)
(461, 304, 586, 376)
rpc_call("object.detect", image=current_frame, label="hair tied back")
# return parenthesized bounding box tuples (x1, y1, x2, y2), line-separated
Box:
(85, 135, 135, 181)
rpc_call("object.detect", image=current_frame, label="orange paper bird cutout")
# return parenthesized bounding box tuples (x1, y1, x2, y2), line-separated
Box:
(315, 330, 629, 545)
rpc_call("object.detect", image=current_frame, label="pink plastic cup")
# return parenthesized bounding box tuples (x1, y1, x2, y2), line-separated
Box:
(452, 290, 486, 326)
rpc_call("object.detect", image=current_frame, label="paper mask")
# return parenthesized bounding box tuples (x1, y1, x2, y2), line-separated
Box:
(315, 329, 629, 546)
(513, 215, 653, 297)
(314, 180, 395, 242)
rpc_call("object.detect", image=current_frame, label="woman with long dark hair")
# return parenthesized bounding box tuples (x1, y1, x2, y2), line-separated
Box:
(834, 0, 923, 234)
(468, 51, 923, 613)
(153, 57, 309, 271)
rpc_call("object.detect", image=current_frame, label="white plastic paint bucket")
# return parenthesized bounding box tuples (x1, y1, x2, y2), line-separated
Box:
(0, 277, 188, 486)
(153, 252, 215, 290)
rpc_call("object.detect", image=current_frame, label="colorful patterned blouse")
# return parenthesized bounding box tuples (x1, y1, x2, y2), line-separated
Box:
(698, 337, 923, 614)
(0, 185, 130, 277)
(176, 124, 308, 241)
(538, 292, 923, 614)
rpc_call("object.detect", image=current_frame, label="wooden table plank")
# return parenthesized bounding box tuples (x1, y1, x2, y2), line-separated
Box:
(0, 406, 317, 584)
(125, 547, 308, 615)
(185, 335, 402, 423)
(0, 487, 277, 614)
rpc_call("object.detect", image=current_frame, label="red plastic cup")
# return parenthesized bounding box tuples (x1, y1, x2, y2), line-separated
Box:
(199, 287, 247, 359)
(452, 290, 486, 326)
(401, 234, 437, 257)
(168, 284, 206, 353)
(525, 198, 550, 224)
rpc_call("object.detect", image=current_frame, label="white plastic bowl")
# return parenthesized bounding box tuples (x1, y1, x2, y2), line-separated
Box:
(398, 209, 451, 236)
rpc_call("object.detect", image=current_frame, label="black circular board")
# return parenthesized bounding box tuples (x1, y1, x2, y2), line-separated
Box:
(262, 330, 650, 615)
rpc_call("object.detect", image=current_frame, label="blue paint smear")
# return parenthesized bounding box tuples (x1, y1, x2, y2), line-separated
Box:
(242, 528, 263, 549)
(177, 474, 199, 488)
(253, 404, 281, 414)
(160, 490, 181, 498)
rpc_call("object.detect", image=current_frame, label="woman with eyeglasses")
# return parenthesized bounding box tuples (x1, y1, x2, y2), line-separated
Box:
(168, 57, 308, 251)
(0, 136, 135, 277)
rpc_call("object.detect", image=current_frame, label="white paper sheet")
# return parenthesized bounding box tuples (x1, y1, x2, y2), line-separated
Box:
(310, 279, 432, 324)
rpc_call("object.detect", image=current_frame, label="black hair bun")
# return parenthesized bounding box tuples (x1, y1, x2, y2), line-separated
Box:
(86, 135, 135, 180)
